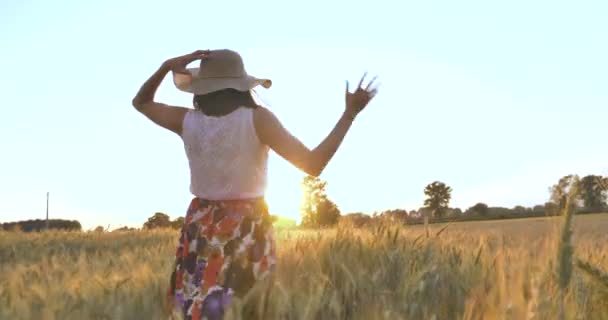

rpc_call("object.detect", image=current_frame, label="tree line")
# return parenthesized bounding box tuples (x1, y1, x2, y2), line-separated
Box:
(302, 174, 608, 228)
(0, 219, 82, 232)
(3, 174, 604, 232)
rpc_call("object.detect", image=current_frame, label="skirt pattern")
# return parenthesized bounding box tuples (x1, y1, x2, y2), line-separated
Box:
(169, 197, 276, 319)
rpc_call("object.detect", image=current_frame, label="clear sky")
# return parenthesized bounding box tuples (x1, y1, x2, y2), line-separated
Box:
(1, 0, 606, 230)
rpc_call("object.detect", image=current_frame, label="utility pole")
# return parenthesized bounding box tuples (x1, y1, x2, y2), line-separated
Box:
(45, 192, 49, 231)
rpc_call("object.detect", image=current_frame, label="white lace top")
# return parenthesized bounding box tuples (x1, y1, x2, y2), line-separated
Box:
(181, 108, 269, 200)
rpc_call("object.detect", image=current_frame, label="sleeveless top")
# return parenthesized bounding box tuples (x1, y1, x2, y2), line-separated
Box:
(181, 108, 269, 200)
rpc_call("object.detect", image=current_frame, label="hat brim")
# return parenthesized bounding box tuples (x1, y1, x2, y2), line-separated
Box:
(173, 68, 272, 95)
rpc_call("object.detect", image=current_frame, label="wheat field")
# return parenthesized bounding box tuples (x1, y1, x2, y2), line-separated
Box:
(1, 214, 607, 320)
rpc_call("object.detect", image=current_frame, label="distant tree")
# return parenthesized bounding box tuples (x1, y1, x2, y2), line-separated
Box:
(532, 205, 546, 213)
(466, 203, 489, 216)
(550, 174, 580, 209)
(317, 199, 341, 226)
(378, 209, 408, 223)
(94, 226, 105, 233)
(578, 175, 607, 211)
(1, 219, 81, 232)
(171, 217, 185, 230)
(300, 175, 341, 227)
(341, 212, 371, 227)
(512, 205, 527, 214)
(417, 207, 432, 218)
(113, 226, 136, 232)
(601, 177, 608, 191)
(487, 207, 512, 218)
(4, 223, 22, 232)
(450, 208, 463, 217)
(423, 181, 452, 218)
(143, 212, 172, 229)
(544, 202, 560, 216)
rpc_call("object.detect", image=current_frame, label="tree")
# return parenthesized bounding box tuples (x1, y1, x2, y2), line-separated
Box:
(512, 205, 527, 214)
(578, 175, 607, 211)
(550, 175, 579, 209)
(532, 205, 546, 213)
(143, 212, 172, 229)
(316, 199, 341, 226)
(113, 226, 136, 232)
(341, 213, 371, 227)
(1, 219, 82, 232)
(544, 202, 560, 216)
(171, 217, 185, 230)
(378, 209, 408, 223)
(450, 208, 463, 217)
(416, 207, 432, 218)
(423, 181, 452, 218)
(466, 203, 489, 216)
(300, 175, 341, 227)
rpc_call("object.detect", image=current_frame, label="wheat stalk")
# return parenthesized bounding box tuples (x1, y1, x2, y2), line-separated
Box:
(576, 258, 608, 289)
(556, 179, 579, 320)
(435, 223, 451, 237)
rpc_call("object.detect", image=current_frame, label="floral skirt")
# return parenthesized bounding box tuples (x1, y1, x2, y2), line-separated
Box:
(168, 197, 276, 320)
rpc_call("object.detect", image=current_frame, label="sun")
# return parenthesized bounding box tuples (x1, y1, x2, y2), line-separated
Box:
(265, 168, 303, 223)
(265, 183, 301, 223)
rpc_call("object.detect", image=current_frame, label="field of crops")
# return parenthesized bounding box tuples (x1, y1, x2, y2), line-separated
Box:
(1, 213, 607, 320)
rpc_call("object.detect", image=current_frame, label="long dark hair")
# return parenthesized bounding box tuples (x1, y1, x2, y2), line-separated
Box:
(193, 89, 260, 117)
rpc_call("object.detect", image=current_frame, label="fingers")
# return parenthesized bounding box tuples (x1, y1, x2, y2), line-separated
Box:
(193, 50, 209, 58)
(354, 73, 379, 93)
(365, 76, 378, 91)
(368, 80, 380, 96)
(357, 72, 368, 89)
(349, 74, 379, 99)
(191, 49, 209, 56)
(183, 50, 210, 64)
(369, 88, 379, 98)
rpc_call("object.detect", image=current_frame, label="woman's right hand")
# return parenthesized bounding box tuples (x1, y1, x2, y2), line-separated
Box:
(162, 50, 209, 74)
(345, 73, 379, 119)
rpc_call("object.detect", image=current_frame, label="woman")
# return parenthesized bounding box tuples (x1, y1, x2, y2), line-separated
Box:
(132, 49, 377, 319)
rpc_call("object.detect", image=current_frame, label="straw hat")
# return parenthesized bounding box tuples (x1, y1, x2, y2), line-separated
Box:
(172, 49, 272, 95)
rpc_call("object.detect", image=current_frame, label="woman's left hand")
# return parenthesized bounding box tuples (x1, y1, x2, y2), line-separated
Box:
(162, 50, 209, 74)
(345, 73, 378, 119)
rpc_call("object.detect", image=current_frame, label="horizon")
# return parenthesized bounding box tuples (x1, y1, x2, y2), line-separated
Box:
(1, 0, 607, 230)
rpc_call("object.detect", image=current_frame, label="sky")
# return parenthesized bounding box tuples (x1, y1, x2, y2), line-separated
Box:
(0, 0, 606, 230)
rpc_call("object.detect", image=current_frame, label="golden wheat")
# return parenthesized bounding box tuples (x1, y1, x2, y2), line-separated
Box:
(1, 214, 607, 320)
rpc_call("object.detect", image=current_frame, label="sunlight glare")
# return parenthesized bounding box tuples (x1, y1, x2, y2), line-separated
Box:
(265, 158, 303, 224)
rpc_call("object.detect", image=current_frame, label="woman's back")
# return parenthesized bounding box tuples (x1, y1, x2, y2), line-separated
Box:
(132, 49, 376, 318)
(181, 107, 268, 200)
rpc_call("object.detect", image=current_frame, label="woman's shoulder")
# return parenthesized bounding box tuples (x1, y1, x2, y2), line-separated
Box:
(253, 106, 277, 124)
(253, 106, 287, 147)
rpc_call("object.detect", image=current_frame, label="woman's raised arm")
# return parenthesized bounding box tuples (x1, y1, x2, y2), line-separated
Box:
(132, 50, 208, 135)
(254, 74, 378, 177)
